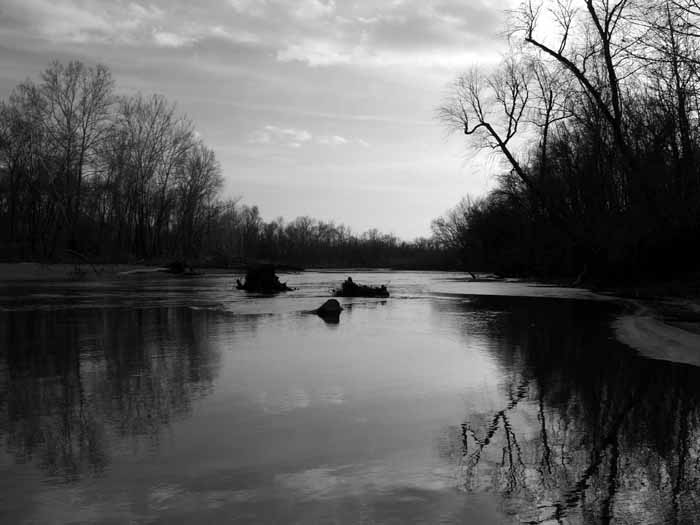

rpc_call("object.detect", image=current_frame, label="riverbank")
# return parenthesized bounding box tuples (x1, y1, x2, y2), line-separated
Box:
(0, 262, 248, 281)
(609, 292, 700, 367)
(0, 261, 465, 281)
(0, 262, 138, 280)
(586, 276, 700, 367)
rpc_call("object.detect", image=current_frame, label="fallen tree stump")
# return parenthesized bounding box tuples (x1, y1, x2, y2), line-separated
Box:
(236, 264, 293, 293)
(159, 261, 202, 276)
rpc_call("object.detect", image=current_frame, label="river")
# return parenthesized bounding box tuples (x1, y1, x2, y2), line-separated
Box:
(1, 270, 698, 524)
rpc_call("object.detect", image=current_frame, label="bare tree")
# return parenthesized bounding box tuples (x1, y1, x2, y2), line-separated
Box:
(109, 94, 194, 255)
(528, 59, 575, 178)
(175, 142, 223, 258)
(639, 1, 700, 172)
(0, 82, 54, 255)
(514, 0, 643, 161)
(439, 57, 534, 190)
(40, 61, 114, 248)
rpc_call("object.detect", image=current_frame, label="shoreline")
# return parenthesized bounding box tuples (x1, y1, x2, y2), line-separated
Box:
(0, 262, 466, 281)
(611, 295, 700, 367)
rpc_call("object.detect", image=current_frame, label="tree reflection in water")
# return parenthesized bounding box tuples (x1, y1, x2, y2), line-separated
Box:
(0, 307, 232, 481)
(438, 296, 700, 524)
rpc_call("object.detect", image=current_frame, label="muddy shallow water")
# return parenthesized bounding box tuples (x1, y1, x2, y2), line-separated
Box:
(1, 271, 699, 524)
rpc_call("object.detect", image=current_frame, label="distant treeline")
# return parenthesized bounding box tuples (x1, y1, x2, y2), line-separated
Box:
(435, 0, 700, 281)
(0, 60, 449, 269)
(213, 208, 448, 269)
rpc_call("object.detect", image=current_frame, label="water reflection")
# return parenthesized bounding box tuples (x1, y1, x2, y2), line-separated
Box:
(0, 308, 226, 481)
(442, 296, 700, 524)
(4, 277, 700, 523)
(316, 311, 341, 325)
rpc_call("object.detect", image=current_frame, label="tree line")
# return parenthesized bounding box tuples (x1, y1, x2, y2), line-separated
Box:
(436, 0, 700, 281)
(0, 60, 448, 269)
(0, 61, 222, 262)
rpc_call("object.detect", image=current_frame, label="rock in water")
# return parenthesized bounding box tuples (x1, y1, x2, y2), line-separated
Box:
(315, 299, 342, 324)
(316, 299, 342, 315)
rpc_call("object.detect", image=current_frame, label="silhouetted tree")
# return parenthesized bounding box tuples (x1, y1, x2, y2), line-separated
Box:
(437, 0, 700, 280)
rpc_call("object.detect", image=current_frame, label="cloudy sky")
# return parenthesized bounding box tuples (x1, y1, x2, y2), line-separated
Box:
(0, 0, 514, 239)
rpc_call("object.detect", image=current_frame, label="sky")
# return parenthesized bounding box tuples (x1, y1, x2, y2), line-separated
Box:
(0, 0, 515, 239)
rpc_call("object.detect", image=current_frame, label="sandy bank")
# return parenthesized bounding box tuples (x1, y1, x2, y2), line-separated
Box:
(614, 299, 700, 367)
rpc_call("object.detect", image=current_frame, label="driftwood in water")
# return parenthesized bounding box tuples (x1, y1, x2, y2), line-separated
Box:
(159, 261, 202, 276)
(333, 277, 389, 298)
(64, 248, 101, 278)
(571, 264, 588, 287)
(236, 265, 292, 293)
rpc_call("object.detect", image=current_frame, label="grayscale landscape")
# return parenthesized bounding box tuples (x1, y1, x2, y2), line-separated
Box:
(2, 1, 700, 523)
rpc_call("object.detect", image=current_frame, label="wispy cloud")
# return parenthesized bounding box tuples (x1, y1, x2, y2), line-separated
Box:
(228, 0, 269, 18)
(0, 0, 165, 44)
(291, 0, 336, 20)
(230, 0, 335, 20)
(0, 0, 255, 49)
(317, 135, 369, 147)
(276, 40, 354, 67)
(317, 135, 348, 146)
(209, 25, 259, 45)
(269, 0, 504, 68)
(152, 31, 195, 48)
(250, 125, 313, 148)
(251, 127, 368, 149)
(0, 0, 506, 67)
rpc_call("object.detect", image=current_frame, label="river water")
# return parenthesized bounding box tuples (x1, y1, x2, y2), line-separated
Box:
(0, 271, 699, 524)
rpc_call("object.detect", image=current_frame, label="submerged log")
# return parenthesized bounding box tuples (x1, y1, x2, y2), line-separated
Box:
(333, 277, 390, 298)
(159, 261, 202, 276)
(236, 264, 293, 293)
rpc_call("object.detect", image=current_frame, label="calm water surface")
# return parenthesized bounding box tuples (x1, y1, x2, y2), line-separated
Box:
(1, 271, 699, 524)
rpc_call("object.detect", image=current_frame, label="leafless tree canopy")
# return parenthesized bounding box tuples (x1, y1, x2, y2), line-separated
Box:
(437, 0, 700, 278)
